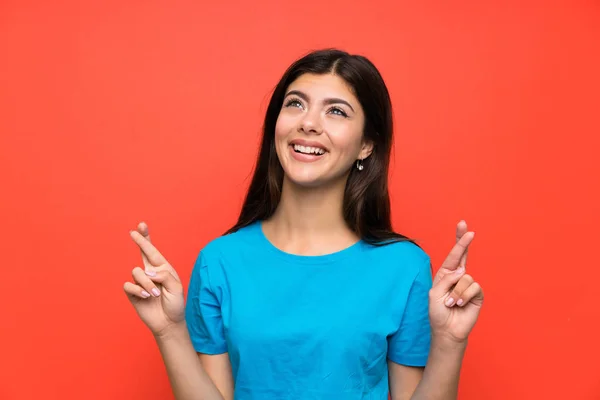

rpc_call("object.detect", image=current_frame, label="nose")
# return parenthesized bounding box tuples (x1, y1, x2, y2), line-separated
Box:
(299, 109, 323, 135)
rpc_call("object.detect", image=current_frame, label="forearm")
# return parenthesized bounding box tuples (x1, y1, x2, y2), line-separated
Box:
(410, 336, 467, 400)
(155, 323, 224, 400)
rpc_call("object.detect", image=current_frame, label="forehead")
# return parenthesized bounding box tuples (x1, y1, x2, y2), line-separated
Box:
(286, 73, 357, 100)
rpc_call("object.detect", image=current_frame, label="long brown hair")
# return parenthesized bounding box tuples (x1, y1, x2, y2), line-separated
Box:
(226, 48, 413, 246)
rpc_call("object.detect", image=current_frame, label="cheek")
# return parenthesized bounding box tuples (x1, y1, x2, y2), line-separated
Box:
(274, 117, 294, 162)
(328, 128, 364, 155)
(274, 115, 294, 142)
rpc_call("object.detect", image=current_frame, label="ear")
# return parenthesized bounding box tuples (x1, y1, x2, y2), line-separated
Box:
(358, 139, 374, 160)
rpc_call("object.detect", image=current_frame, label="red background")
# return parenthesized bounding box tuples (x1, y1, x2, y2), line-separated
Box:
(1, 1, 599, 399)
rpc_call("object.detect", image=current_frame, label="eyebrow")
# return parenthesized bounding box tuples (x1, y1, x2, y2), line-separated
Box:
(284, 90, 355, 112)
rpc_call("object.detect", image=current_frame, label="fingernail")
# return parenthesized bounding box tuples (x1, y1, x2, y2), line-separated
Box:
(457, 299, 464, 306)
(455, 267, 465, 274)
(145, 269, 156, 277)
(151, 288, 160, 297)
(141, 290, 151, 298)
(445, 297, 455, 306)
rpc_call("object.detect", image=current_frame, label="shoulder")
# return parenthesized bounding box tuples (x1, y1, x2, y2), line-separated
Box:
(367, 239, 429, 262)
(188, 223, 262, 292)
(194, 221, 261, 267)
(363, 239, 431, 281)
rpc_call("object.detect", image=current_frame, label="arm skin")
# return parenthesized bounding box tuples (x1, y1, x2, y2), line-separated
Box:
(198, 353, 235, 400)
(154, 323, 226, 400)
(389, 336, 467, 400)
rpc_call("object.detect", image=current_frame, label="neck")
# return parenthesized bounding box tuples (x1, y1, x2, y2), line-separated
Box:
(262, 175, 359, 254)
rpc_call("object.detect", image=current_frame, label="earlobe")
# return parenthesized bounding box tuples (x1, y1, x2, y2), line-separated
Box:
(359, 140, 374, 160)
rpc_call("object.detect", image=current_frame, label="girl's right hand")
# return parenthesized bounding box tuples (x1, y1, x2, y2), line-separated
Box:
(123, 222, 185, 337)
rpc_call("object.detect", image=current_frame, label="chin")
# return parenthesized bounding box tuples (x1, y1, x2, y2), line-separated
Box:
(282, 162, 350, 190)
(283, 169, 329, 189)
(277, 147, 348, 189)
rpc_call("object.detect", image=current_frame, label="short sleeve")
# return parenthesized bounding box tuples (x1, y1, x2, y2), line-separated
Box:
(387, 255, 433, 367)
(184, 251, 228, 354)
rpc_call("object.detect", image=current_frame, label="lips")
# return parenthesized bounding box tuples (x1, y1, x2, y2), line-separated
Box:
(291, 143, 325, 155)
(288, 145, 326, 163)
(289, 139, 328, 154)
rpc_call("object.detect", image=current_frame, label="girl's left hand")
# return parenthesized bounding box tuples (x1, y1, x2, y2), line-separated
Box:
(428, 221, 484, 343)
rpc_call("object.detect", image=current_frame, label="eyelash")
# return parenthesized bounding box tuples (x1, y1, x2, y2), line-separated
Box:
(284, 98, 348, 118)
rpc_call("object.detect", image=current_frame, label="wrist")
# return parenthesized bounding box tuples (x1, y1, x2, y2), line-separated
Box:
(431, 333, 469, 352)
(154, 321, 188, 342)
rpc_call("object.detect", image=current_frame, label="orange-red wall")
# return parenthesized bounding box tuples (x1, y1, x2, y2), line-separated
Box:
(1, 1, 598, 399)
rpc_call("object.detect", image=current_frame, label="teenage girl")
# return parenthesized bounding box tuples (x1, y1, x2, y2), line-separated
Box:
(124, 48, 484, 400)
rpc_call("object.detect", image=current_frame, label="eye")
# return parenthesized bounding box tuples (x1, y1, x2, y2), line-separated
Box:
(328, 106, 348, 118)
(284, 97, 303, 109)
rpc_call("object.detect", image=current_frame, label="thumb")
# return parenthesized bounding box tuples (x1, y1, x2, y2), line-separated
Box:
(430, 266, 466, 300)
(146, 269, 183, 294)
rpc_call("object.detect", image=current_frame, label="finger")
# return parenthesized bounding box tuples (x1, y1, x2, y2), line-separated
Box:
(456, 220, 468, 269)
(132, 267, 162, 297)
(130, 229, 167, 266)
(457, 282, 484, 307)
(137, 221, 150, 241)
(152, 263, 182, 283)
(136, 222, 153, 271)
(432, 231, 474, 286)
(446, 274, 474, 307)
(441, 231, 474, 272)
(130, 225, 181, 282)
(430, 265, 466, 299)
(146, 269, 183, 294)
(123, 281, 152, 299)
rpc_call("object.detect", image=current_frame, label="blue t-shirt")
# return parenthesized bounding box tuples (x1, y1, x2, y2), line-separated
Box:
(185, 221, 432, 399)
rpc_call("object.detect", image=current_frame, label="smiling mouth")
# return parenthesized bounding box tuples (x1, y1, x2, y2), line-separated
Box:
(291, 144, 326, 156)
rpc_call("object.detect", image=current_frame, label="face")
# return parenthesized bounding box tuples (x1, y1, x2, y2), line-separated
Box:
(274, 73, 373, 187)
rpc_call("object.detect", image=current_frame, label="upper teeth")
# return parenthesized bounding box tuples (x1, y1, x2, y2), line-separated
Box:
(293, 144, 325, 155)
